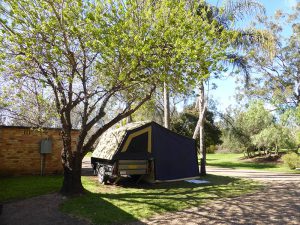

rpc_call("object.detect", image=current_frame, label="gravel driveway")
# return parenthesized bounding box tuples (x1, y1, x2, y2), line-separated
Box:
(130, 167, 300, 225)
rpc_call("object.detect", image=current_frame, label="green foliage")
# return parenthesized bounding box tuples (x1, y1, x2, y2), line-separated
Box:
(61, 175, 261, 224)
(240, 4, 300, 121)
(220, 101, 273, 153)
(252, 126, 296, 151)
(171, 105, 222, 149)
(238, 101, 273, 135)
(282, 152, 300, 170)
(0, 78, 59, 126)
(0, 0, 231, 92)
(207, 145, 217, 154)
(220, 133, 246, 153)
(220, 101, 296, 155)
(0, 0, 232, 144)
(295, 130, 300, 146)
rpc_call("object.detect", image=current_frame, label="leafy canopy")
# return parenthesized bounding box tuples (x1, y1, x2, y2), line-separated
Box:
(240, 3, 300, 113)
(0, 0, 233, 128)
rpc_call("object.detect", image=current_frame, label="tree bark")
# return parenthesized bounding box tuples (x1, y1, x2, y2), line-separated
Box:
(163, 82, 170, 129)
(193, 82, 207, 176)
(60, 152, 84, 195)
(60, 127, 85, 195)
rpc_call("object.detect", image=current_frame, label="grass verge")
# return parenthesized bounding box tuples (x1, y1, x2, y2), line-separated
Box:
(207, 153, 300, 173)
(0, 175, 62, 202)
(61, 175, 262, 225)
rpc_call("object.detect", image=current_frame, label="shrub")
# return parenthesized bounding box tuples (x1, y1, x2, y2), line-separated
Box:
(282, 152, 300, 169)
(207, 145, 217, 154)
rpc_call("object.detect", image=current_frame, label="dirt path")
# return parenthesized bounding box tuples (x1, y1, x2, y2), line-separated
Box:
(130, 167, 300, 225)
(0, 193, 90, 225)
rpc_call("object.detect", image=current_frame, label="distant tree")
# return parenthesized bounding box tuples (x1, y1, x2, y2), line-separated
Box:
(234, 4, 300, 155)
(220, 101, 275, 156)
(171, 105, 222, 151)
(220, 107, 252, 153)
(240, 3, 300, 118)
(252, 125, 296, 155)
(239, 101, 274, 135)
(0, 78, 59, 126)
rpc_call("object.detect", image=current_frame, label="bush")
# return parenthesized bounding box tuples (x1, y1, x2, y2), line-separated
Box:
(207, 145, 217, 154)
(282, 152, 300, 169)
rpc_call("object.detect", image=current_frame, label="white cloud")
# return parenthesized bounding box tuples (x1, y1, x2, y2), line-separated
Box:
(284, 0, 298, 8)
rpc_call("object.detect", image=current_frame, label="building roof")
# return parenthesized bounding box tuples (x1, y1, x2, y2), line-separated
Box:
(92, 121, 150, 160)
(0, 125, 79, 131)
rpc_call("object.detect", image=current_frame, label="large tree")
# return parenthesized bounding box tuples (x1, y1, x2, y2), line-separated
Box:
(0, 0, 231, 194)
(192, 0, 269, 175)
(219, 102, 271, 155)
(240, 3, 300, 119)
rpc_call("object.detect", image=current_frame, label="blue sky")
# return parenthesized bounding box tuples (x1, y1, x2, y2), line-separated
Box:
(207, 0, 299, 112)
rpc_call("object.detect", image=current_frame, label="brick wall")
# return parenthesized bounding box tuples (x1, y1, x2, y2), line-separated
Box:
(0, 126, 79, 176)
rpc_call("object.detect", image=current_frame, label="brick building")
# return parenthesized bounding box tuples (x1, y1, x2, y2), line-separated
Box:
(0, 126, 79, 176)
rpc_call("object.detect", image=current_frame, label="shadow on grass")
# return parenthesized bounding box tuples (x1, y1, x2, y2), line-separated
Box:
(113, 174, 235, 190)
(61, 175, 261, 225)
(61, 191, 139, 225)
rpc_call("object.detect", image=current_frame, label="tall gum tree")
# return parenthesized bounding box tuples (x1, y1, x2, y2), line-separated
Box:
(0, 0, 231, 194)
(192, 0, 273, 175)
(240, 4, 300, 121)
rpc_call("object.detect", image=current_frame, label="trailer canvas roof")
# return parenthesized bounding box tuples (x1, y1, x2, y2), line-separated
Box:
(92, 121, 150, 160)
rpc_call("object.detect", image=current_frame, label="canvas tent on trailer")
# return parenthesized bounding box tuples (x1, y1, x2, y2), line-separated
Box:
(91, 121, 199, 183)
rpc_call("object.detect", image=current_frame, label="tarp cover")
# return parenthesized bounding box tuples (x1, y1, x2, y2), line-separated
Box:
(92, 121, 149, 160)
(152, 123, 199, 181)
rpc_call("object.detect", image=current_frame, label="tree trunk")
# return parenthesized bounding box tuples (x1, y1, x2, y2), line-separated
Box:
(199, 118, 206, 175)
(163, 82, 170, 129)
(60, 152, 84, 195)
(193, 82, 207, 176)
(275, 145, 279, 156)
(60, 129, 84, 195)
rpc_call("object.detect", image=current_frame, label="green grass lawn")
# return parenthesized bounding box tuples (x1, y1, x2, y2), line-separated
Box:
(207, 153, 300, 173)
(0, 175, 62, 202)
(61, 175, 262, 225)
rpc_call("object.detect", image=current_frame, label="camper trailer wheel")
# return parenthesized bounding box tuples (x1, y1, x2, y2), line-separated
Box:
(97, 166, 108, 184)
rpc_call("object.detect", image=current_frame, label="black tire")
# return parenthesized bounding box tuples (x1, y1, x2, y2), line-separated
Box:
(97, 166, 108, 184)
